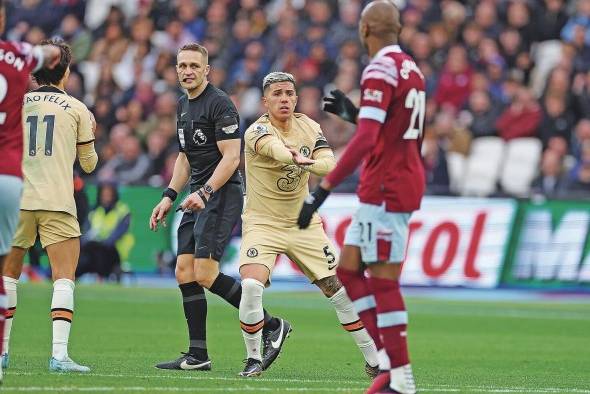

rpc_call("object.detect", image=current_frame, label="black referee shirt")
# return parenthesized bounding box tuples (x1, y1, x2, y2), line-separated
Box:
(176, 83, 241, 190)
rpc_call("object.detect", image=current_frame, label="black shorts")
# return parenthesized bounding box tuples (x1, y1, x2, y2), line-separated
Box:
(177, 182, 243, 261)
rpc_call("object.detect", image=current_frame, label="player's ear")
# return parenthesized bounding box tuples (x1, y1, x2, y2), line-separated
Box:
(205, 64, 210, 76)
(262, 95, 268, 110)
(359, 21, 369, 41)
(0, 7, 5, 36)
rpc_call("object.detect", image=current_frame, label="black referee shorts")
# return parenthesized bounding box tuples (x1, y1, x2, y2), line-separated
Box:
(177, 182, 243, 261)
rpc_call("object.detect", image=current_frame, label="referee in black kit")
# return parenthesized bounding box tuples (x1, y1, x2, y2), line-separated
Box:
(149, 43, 284, 371)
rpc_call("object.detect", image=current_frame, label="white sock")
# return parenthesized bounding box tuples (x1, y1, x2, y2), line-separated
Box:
(239, 278, 264, 361)
(51, 278, 75, 361)
(390, 364, 416, 394)
(330, 287, 379, 367)
(378, 348, 391, 370)
(3, 277, 18, 355)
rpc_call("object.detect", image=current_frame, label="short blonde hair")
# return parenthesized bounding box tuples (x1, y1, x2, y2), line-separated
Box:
(178, 43, 209, 64)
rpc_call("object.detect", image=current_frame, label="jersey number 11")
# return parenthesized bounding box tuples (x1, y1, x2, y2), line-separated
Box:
(26, 114, 55, 156)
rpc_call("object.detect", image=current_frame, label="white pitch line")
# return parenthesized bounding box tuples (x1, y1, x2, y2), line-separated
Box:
(2, 386, 590, 394)
(8, 371, 368, 385)
(0, 387, 361, 392)
(419, 386, 590, 394)
(8, 373, 590, 393)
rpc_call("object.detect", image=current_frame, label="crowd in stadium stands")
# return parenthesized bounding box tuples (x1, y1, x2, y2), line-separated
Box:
(3, 0, 590, 197)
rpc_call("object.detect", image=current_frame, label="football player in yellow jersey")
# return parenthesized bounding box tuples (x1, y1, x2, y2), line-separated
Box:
(1, 40, 97, 373)
(237, 72, 378, 377)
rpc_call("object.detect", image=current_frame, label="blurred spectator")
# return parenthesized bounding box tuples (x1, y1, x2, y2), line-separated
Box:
(538, 93, 576, 149)
(146, 130, 176, 187)
(572, 119, 590, 158)
(531, 149, 568, 197)
(560, 0, 590, 45)
(496, 87, 542, 141)
(505, 1, 535, 50)
(536, 0, 569, 42)
(77, 181, 134, 280)
(434, 45, 472, 110)
(422, 136, 450, 195)
(4, 0, 588, 198)
(431, 109, 471, 156)
(460, 90, 502, 139)
(98, 135, 150, 185)
(74, 173, 90, 232)
(55, 14, 92, 62)
(573, 69, 590, 118)
(329, 1, 359, 46)
(566, 140, 590, 193)
(474, 1, 501, 39)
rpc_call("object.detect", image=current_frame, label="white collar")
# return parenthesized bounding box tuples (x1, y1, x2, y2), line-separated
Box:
(373, 44, 402, 60)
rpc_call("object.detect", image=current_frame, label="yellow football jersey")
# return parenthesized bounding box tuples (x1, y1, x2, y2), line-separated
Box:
(243, 112, 333, 227)
(21, 86, 95, 217)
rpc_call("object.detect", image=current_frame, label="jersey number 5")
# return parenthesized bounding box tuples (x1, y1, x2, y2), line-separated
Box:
(26, 114, 56, 156)
(402, 88, 425, 140)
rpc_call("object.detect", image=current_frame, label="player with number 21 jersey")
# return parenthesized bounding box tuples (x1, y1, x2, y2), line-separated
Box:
(355, 45, 425, 212)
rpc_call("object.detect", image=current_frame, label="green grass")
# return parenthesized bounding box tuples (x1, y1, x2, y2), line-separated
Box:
(3, 283, 590, 393)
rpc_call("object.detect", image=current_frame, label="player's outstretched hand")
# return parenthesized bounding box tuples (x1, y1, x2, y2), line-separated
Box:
(297, 186, 331, 229)
(288, 148, 316, 166)
(323, 89, 359, 124)
(150, 197, 173, 231)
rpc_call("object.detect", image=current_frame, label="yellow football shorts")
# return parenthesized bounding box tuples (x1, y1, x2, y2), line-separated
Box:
(13, 210, 81, 249)
(239, 222, 338, 284)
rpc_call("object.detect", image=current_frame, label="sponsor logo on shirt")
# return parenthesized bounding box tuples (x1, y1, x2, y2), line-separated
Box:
(400, 59, 424, 80)
(363, 89, 383, 103)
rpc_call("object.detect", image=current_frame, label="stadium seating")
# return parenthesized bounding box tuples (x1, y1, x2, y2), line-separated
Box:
(500, 138, 543, 197)
(461, 137, 505, 197)
(446, 151, 466, 194)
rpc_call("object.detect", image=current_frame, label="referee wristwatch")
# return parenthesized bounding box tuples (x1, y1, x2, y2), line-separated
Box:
(202, 183, 214, 195)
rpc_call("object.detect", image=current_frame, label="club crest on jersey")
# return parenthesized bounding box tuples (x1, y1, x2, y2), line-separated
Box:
(193, 128, 207, 145)
(253, 124, 268, 135)
(299, 146, 311, 157)
(246, 247, 258, 258)
(222, 124, 239, 134)
(363, 89, 383, 103)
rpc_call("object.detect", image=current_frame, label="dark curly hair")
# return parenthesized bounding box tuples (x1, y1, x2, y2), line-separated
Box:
(33, 39, 72, 86)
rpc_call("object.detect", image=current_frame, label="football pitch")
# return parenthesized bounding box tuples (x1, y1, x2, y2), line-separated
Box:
(3, 283, 589, 393)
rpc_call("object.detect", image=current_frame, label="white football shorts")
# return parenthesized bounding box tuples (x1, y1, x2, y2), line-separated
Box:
(0, 175, 23, 255)
(344, 202, 412, 264)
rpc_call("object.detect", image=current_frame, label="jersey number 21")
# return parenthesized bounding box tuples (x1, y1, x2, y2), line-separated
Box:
(402, 88, 425, 140)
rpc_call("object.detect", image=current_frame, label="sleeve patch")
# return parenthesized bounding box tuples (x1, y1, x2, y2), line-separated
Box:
(222, 124, 239, 134)
(363, 89, 384, 103)
(314, 135, 330, 151)
(253, 124, 269, 136)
